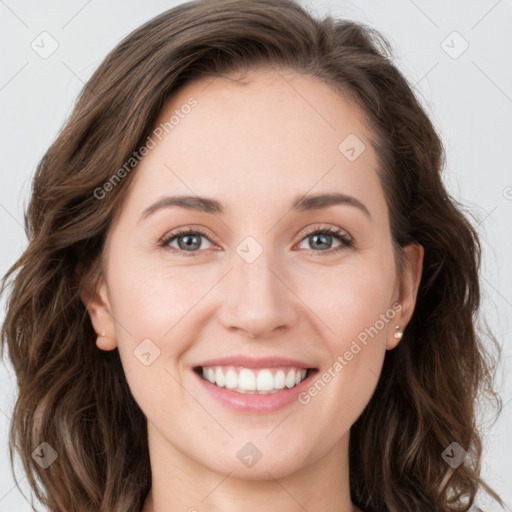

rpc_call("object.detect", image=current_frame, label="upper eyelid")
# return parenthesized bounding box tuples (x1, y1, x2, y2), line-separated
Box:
(300, 225, 351, 239)
(162, 226, 219, 245)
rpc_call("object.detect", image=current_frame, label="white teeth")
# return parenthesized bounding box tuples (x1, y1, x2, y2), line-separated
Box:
(256, 369, 274, 391)
(225, 369, 238, 389)
(274, 370, 286, 390)
(238, 368, 256, 391)
(215, 367, 225, 387)
(199, 366, 309, 393)
(285, 370, 296, 389)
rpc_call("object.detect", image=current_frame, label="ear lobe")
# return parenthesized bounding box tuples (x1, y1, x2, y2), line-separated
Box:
(387, 243, 424, 350)
(386, 324, 403, 351)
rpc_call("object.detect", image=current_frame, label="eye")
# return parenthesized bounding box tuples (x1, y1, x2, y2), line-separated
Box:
(159, 225, 354, 257)
(296, 225, 354, 255)
(159, 227, 216, 257)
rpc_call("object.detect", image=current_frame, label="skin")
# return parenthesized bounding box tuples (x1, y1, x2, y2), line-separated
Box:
(82, 67, 423, 512)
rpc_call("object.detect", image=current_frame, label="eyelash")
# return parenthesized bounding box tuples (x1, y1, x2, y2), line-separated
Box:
(159, 225, 354, 257)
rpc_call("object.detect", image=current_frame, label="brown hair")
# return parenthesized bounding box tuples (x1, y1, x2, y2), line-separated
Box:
(0, 0, 504, 510)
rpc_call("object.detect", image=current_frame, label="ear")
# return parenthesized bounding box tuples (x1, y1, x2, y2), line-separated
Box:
(78, 265, 118, 351)
(387, 243, 424, 350)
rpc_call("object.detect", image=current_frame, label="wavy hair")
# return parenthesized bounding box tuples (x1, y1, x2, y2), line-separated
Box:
(0, 0, 504, 510)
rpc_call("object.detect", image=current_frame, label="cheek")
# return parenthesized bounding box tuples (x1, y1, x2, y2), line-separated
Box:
(298, 252, 396, 407)
(104, 256, 226, 414)
(107, 255, 208, 339)
(297, 253, 396, 344)
(106, 260, 192, 417)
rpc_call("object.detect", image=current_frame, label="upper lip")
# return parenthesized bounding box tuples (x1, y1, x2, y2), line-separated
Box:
(194, 355, 316, 369)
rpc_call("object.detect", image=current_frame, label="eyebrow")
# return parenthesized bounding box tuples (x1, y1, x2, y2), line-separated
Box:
(138, 192, 371, 223)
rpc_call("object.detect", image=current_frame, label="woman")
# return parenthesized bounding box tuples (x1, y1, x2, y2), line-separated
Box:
(0, 0, 504, 510)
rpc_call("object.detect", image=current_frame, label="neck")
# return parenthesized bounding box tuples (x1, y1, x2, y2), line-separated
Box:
(142, 424, 357, 512)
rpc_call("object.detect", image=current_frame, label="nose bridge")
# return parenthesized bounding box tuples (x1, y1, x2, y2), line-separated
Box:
(218, 235, 297, 338)
(236, 242, 277, 299)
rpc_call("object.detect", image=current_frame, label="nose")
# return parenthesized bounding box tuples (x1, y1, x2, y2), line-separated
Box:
(217, 250, 299, 339)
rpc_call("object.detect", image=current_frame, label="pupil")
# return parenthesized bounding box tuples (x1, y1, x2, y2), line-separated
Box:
(312, 234, 330, 250)
(179, 235, 200, 250)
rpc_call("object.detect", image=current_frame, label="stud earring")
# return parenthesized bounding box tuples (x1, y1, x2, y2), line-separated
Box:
(98, 331, 106, 337)
(393, 325, 403, 340)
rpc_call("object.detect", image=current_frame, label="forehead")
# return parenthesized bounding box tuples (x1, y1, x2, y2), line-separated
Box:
(121, 67, 384, 221)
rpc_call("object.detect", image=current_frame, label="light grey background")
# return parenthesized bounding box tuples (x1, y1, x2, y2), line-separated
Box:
(0, 0, 511, 510)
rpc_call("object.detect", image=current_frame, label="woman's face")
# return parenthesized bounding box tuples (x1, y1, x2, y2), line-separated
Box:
(85, 68, 422, 480)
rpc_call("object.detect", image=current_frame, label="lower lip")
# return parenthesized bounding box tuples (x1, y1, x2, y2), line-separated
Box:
(193, 369, 318, 413)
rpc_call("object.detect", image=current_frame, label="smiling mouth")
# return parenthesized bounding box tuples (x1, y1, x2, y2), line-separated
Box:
(194, 365, 317, 394)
